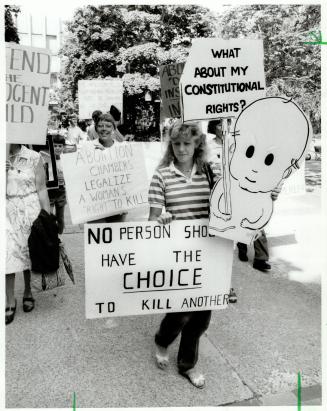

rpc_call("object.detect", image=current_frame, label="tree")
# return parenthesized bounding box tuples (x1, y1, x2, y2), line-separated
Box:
(218, 4, 321, 133)
(59, 5, 216, 137)
(4, 5, 20, 43)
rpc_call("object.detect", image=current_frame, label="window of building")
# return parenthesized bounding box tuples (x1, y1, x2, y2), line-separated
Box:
(31, 34, 44, 48)
(46, 35, 58, 55)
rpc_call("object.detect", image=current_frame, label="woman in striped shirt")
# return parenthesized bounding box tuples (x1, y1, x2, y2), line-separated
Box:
(148, 120, 219, 389)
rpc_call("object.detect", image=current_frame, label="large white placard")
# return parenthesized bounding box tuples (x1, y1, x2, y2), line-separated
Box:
(78, 79, 123, 119)
(180, 38, 266, 122)
(6, 43, 51, 144)
(61, 142, 149, 224)
(85, 219, 234, 318)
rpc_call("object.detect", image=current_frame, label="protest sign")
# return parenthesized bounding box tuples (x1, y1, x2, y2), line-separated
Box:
(6, 43, 51, 144)
(61, 142, 148, 224)
(209, 97, 311, 244)
(160, 62, 185, 119)
(78, 79, 123, 119)
(179, 38, 266, 122)
(85, 219, 233, 318)
(279, 163, 305, 197)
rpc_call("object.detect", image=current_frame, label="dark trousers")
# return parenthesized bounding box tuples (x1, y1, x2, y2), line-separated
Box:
(237, 230, 269, 261)
(155, 310, 211, 373)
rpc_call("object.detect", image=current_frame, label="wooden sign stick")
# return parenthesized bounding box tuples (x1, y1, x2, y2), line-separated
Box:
(222, 118, 232, 217)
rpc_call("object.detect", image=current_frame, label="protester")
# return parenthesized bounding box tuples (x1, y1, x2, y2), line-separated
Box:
(237, 230, 270, 270)
(109, 105, 125, 142)
(67, 114, 85, 145)
(237, 185, 282, 271)
(148, 120, 220, 389)
(6, 144, 50, 325)
(48, 134, 67, 235)
(89, 112, 127, 223)
(87, 110, 102, 141)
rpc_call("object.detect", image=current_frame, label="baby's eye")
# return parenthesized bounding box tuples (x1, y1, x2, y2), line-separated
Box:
(245, 145, 255, 158)
(264, 153, 274, 166)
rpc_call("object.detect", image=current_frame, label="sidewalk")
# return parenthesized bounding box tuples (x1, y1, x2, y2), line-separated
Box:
(5, 162, 322, 407)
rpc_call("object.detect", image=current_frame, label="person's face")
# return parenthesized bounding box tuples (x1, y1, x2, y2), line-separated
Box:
(215, 122, 223, 139)
(70, 117, 77, 126)
(172, 136, 197, 167)
(54, 143, 64, 157)
(97, 120, 115, 146)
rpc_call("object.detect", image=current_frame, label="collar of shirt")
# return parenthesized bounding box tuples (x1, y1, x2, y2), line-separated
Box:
(9, 145, 29, 160)
(169, 161, 197, 179)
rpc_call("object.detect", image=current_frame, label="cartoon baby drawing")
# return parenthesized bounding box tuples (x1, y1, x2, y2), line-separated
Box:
(209, 97, 311, 244)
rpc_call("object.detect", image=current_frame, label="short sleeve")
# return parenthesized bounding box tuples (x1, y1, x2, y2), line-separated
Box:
(148, 169, 165, 208)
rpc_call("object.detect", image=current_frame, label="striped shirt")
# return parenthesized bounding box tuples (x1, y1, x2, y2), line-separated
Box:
(148, 161, 220, 220)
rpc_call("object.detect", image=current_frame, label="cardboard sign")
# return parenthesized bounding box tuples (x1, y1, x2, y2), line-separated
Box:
(78, 79, 123, 119)
(279, 163, 305, 197)
(160, 62, 185, 119)
(180, 38, 266, 122)
(209, 97, 311, 244)
(6, 43, 51, 144)
(85, 219, 233, 318)
(61, 142, 148, 224)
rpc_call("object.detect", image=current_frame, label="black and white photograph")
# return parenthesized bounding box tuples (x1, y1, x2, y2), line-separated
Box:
(2, 0, 326, 408)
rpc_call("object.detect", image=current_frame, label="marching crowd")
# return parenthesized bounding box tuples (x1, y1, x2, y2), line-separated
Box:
(5, 111, 277, 390)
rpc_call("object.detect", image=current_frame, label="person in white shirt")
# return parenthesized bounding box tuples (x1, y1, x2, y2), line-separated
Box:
(87, 112, 127, 223)
(67, 114, 85, 145)
(87, 110, 102, 141)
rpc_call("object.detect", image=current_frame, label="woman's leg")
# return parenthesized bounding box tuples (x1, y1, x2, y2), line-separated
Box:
(6, 273, 15, 308)
(23, 269, 35, 312)
(155, 312, 191, 369)
(177, 310, 212, 388)
(6, 273, 16, 324)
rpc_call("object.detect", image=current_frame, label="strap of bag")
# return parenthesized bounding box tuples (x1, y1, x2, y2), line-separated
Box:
(203, 162, 215, 190)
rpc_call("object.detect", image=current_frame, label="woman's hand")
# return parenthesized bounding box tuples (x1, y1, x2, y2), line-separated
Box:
(6, 160, 11, 172)
(35, 157, 51, 213)
(157, 212, 174, 225)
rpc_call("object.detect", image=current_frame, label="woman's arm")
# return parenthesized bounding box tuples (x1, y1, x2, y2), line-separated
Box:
(35, 157, 50, 213)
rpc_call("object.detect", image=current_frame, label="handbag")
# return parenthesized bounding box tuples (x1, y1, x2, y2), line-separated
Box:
(31, 256, 66, 292)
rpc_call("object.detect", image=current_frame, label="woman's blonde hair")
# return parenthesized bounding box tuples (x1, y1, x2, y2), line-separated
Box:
(159, 119, 207, 172)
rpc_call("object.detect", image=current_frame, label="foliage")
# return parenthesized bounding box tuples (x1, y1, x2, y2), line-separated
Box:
(4, 5, 20, 43)
(59, 5, 215, 101)
(218, 4, 321, 132)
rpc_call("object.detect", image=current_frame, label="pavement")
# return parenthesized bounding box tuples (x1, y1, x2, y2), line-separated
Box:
(5, 159, 323, 408)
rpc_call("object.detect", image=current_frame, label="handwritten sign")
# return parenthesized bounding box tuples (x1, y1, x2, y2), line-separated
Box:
(6, 43, 51, 144)
(180, 38, 266, 122)
(61, 142, 148, 224)
(160, 62, 185, 119)
(78, 79, 123, 119)
(209, 97, 311, 244)
(85, 219, 233, 318)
